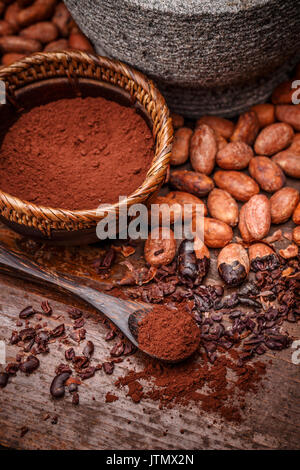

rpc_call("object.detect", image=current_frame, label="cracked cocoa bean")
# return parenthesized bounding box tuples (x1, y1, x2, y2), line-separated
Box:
(217, 243, 250, 286)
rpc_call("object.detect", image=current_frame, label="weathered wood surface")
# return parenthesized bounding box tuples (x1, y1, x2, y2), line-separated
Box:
(0, 252, 299, 450)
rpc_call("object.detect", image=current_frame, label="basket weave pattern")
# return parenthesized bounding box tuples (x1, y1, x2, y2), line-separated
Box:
(0, 51, 172, 237)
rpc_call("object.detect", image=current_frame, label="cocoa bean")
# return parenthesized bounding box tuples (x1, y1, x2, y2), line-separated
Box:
(17, 0, 56, 27)
(0, 35, 42, 53)
(4, 2, 21, 32)
(68, 32, 93, 52)
(238, 203, 254, 243)
(250, 103, 275, 128)
(244, 194, 271, 240)
(276, 105, 300, 131)
(196, 115, 234, 139)
(270, 187, 300, 224)
(171, 112, 184, 129)
(290, 133, 300, 154)
(144, 227, 176, 267)
(20, 21, 58, 43)
(170, 170, 214, 197)
(0, 19, 16, 35)
(272, 151, 300, 179)
(44, 38, 68, 52)
(1, 51, 24, 64)
(254, 123, 294, 156)
(177, 239, 209, 286)
(150, 195, 185, 226)
(165, 191, 207, 217)
(214, 170, 259, 202)
(52, 2, 71, 38)
(216, 141, 253, 170)
(203, 217, 233, 248)
(17, 1, 34, 7)
(230, 111, 259, 145)
(170, 127, 193, 166)
(272, 80, 294, 105)
(0, 2, 5, 18)
(207, 188, 239, 227)
(249, 156, 285, 192)
(190, 124, 217, 175)
(194, 239, 210, 262)
(217, 243, 249, 286)
(293, 202, 300, 224)
(215, 132, 228, 151)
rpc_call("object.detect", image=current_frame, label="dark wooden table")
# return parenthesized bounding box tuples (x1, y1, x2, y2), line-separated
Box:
(0, 222, 299, 450)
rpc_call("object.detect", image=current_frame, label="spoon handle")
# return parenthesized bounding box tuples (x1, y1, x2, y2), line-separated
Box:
(0, 243, 140, 342)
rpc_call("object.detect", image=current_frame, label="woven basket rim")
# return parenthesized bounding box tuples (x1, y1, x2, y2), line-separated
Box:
(0, 51, 172, 227)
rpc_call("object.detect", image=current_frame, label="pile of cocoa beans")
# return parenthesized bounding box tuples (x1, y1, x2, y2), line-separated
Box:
(145, 73, 300, 287)
(0, 0, 94, 66)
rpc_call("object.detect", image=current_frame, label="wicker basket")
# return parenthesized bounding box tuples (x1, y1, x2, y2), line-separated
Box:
(0, 51, 173, 245)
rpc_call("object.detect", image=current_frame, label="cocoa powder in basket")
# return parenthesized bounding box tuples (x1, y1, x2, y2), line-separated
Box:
(0, 96, 154, 210)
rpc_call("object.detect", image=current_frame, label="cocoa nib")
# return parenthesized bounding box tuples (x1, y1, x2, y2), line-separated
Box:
(19, 306, 36, 319)
(251, 254, 280, 272)
(5, 363, 19, 376)
(72, 392, 79, 405)
(77, 367, 96, 380)
(94, 248, 115, 273)
(10, 331, 20, 345)
(51, 324, 65, 338)
(68, 383, 78, 393)
(65, 347, 75, 361)
(41, 300, 52, 316)
(20, 426, 29, 438)
(19, 355, 40, 374)
(110, 341, 125, 357)
(19, 328, 36, 342)
(72, 356, 89, 370)
(83, 341, 94, 359)
(50, 372, 71, 398)
(55, 363, 72, 375)
(103, 362, 114, 375)
(105, 329, 116, 341)
(0, 372, 9, 388)
(67, 308, 83, 320)
(73, 317, 85, 329)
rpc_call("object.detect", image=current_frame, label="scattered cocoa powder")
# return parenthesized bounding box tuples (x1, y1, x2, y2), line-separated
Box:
(115, 351, 266, 422)
(138, 304, 200, 362)
(0, 96, 154, 210)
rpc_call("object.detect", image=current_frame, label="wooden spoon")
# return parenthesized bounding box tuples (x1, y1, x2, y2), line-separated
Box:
(0, 244, 198, 362)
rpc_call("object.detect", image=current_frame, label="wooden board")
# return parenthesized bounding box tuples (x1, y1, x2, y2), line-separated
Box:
(0, 224, 299, 450)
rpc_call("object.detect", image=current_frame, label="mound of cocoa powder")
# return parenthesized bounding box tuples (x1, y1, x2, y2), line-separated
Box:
(138, 304, 200, 362)
(0, 96, 154, 210)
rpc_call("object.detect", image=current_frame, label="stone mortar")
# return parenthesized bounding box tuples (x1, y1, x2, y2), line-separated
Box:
(64, 0, 300, 117)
